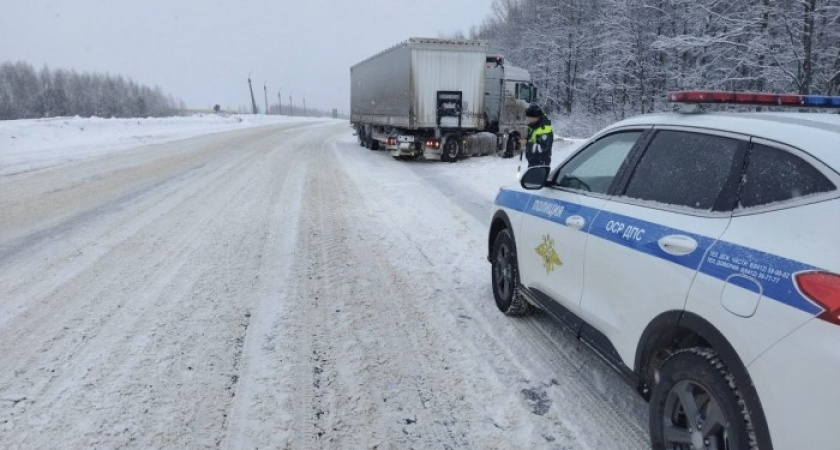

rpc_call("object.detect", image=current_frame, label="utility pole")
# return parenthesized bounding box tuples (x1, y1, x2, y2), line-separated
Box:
(303, 98, 307, 117)
(264, 82, 269, 115)
(247, 73, 258, 114)
(277, 91, 282, 115)
(289, 95, 293, 117)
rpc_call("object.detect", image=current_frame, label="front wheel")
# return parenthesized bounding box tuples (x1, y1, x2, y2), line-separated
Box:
(649, 348, 756, 450)
(491, 229, 531, 316)
(502, 133, 520, 158)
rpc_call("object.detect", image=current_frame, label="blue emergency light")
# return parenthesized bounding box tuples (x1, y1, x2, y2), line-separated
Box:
(803, 95, 840, 107)
(667, 90, 840, 109)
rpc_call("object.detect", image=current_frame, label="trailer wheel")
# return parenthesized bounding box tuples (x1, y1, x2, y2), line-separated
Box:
(441, 138, 459, 163)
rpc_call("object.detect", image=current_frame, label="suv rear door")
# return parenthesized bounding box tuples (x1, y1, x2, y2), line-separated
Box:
(578, 128, 749, 367)
(686, 138, 840, 364)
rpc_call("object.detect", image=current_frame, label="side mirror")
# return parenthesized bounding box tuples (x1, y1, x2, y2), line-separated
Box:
(520, 166, 550, 190)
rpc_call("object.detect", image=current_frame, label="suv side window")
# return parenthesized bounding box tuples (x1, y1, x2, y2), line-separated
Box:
(623, 130, 743, 211)
(740, 143, 836, 209)
(554, 131, 643, 195)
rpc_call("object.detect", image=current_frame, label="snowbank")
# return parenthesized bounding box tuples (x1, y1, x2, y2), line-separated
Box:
(0, 114, 326, 176)
(428, 137, 588, 205)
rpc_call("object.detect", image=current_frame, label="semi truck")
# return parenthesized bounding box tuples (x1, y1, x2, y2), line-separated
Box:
(350, 38, 537, 162)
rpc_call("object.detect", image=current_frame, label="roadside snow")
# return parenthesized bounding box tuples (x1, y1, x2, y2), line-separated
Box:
(405, 137, 588, 224)
(0, 114, 320, 176)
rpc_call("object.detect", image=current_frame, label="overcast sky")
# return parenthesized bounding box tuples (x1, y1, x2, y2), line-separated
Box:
(1, 0, 496, 113)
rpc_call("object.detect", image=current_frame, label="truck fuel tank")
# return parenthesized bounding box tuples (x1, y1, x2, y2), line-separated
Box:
(463, 132, 498, 157)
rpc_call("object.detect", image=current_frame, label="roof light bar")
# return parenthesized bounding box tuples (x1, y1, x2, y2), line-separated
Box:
(667, 90, 840, 109)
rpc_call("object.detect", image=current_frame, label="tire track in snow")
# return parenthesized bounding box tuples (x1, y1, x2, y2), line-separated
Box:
(282, 135, 484, 449)
(0, 123, 331, 449)
(333, 135, 650, 449)
(217, 127, 316, 450)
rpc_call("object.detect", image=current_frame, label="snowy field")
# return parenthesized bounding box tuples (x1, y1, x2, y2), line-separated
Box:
(0, 114, 321, 177)
(0, 120, 647, 449)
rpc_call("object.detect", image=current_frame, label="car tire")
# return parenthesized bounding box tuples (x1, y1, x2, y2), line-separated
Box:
(491, 229, 531, 316)
(650, 348, 757, 450)
(371, 139, 380, 151)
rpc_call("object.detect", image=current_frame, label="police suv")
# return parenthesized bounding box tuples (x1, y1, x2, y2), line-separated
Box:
(488, 91, 840, 450)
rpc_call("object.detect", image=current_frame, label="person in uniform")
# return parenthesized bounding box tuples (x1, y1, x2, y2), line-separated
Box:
(521, 104, 553, 167)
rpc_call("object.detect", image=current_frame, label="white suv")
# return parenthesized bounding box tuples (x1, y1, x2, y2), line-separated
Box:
(487, 91, 840, 450)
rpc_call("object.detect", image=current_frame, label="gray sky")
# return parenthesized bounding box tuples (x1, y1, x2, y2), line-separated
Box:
(1, 0, 495, 113)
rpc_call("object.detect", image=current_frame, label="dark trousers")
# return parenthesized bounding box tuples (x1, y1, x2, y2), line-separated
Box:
(527, 152, 551, 167)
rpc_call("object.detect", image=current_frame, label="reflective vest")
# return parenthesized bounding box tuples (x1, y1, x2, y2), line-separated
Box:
(528, 120, 554, 156)
(528, 124, 553, 147)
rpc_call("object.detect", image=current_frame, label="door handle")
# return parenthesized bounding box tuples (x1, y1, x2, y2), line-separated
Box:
(566, 215, 585, 230)
(658, 235, 698, 256)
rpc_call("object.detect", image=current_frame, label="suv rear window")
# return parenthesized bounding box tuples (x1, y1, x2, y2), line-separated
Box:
(623, 131, 742, 210)
(739, 144, 836, 209)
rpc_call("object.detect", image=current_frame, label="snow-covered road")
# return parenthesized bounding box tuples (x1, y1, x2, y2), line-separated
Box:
(0, 121, 649, 449)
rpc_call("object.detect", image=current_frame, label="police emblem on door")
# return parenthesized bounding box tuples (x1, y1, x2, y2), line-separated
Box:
(535, 235, 563, 274)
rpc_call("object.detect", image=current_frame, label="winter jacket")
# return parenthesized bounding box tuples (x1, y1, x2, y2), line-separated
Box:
(526, 115, 553, 167)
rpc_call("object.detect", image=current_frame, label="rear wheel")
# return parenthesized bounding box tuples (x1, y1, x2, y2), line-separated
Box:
(491, 229, 531, 316)
(441, 138, 459, 163)
(370, 139, 380, 150)
(650, 348, 756, 450)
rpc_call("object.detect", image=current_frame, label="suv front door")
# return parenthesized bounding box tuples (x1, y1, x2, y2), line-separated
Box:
(518, 130, 646, 324)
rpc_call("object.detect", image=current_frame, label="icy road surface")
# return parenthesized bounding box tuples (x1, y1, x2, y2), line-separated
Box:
(0, 121, 649, 449)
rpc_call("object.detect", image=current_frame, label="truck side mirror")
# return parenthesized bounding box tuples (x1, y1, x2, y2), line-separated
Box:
(532, 86, 538, 103)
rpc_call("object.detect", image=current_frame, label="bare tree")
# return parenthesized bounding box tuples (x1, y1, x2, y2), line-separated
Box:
(474, 0, 840, 135)
(0, 62, 181, 120)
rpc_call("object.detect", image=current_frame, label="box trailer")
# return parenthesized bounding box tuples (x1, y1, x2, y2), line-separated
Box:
(351, 38, 536, 162)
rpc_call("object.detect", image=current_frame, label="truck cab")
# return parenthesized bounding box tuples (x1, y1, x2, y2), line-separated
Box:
(484, 55, 536, 157)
